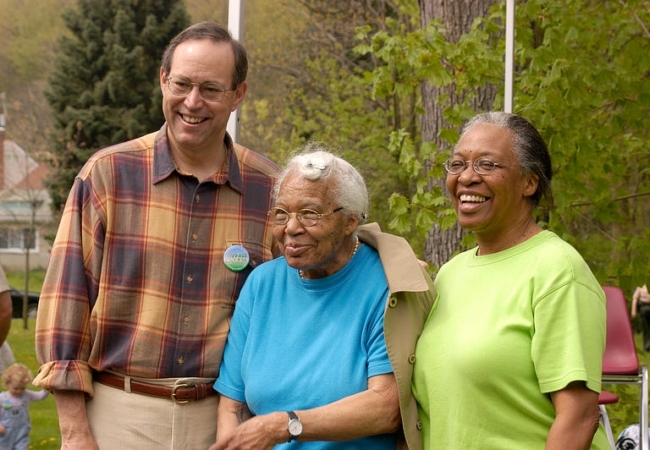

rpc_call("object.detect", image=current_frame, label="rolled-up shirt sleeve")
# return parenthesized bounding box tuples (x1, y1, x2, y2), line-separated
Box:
(34, 171, 103, 396)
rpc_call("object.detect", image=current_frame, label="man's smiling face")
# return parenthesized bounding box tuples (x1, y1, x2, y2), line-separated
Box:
(160, 39, 245, 154)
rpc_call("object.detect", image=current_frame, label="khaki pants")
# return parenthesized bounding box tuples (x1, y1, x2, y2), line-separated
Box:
(87, 379, 219, 450)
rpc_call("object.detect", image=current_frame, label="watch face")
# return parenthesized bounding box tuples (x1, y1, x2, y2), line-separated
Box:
(288, 419, 303, 436)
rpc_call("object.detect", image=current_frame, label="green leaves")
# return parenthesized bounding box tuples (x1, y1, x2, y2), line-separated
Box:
(512, 0, 650, 287)
(355, 0, 650, 286)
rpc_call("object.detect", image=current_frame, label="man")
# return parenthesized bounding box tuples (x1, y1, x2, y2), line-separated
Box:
(0, 265, 15, 373)
(34, 21, 279, 449)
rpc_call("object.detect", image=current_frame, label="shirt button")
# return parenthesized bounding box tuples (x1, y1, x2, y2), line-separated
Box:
(183, 316, 190, 324)
(195, 194, 201, 202)
(186, 274, 193, 283)
(177, 356, 184, 365)
(388, 296, 398, 308)
(416, 420, 423, 430)
(191, 233, 198, 242)
(408, 354, 416, 364)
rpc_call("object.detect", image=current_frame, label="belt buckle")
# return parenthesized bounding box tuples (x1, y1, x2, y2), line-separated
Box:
(171, 383, 190, 404)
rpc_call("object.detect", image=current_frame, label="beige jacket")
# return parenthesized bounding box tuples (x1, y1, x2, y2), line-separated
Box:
(357, 223, 437, 450)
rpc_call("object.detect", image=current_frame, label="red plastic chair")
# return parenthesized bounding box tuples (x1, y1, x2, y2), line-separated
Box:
(599, 285, 649, 449)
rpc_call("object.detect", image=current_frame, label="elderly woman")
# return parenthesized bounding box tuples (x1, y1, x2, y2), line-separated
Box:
(211, 144, 435, 450)
(412, 112, 609, 449)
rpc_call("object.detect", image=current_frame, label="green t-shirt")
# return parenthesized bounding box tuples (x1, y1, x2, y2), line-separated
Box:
(412, 231, 610, 449)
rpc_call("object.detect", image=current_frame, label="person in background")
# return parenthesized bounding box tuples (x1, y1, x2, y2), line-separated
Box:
(631, 284, 650, 352)
(0, 363, 49, 450)
(0, 266, 15, 374)
(33, 21, 278, 450)
(211, 145, 435, 450)
(412, 112, 609, 449)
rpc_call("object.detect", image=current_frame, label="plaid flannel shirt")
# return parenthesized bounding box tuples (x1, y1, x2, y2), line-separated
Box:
(34, 125, 278, 396)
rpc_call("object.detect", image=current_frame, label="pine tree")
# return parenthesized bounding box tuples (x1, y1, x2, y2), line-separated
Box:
(46, 0, 190, 212)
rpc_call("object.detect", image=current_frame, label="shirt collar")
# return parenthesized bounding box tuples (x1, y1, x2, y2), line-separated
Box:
(152, 123, 243, 193)
(153, 124, 175, 183)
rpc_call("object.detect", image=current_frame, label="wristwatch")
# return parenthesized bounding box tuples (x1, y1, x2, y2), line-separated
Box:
(286, 411, 303, 442)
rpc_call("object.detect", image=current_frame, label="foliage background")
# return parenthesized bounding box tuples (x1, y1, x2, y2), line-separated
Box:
(0, 0, 649, 446)
(44, 0, 191, 211)
(1, 0, 648, 292)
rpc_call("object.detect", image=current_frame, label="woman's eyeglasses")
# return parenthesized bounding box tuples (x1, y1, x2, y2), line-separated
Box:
(267, 207, 344, 227)
(443, 158, 506, 175)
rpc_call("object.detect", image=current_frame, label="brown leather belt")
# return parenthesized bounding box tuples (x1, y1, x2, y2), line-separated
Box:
(94, 372, 217, 403)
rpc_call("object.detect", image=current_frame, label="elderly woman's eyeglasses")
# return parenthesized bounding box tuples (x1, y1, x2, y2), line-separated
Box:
(166, 76, 234, 102)
(443, 158, 505, 175)
(268, 207, 344, 227)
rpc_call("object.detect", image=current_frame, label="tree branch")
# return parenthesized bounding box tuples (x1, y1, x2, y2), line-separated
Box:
(618, 0, 650, 38)
(570, 190, 650, 208)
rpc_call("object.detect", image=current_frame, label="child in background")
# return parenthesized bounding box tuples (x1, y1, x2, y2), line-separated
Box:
(0, 363, 48, 449)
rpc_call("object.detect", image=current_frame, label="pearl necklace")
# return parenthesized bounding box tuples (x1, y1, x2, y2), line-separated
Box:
(299, 235, 360, 279)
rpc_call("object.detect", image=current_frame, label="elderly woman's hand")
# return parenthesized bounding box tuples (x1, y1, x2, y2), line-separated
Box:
(209, 412, 287, 450)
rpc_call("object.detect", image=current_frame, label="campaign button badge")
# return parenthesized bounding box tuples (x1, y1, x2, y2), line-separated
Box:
(224, 245, 250, 272)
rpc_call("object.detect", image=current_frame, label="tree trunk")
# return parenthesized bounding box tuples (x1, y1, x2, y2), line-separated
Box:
(419, 0, 498, 269)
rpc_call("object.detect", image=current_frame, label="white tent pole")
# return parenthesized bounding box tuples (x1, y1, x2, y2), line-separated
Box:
(504, 0, 515, 113)
(227, 0, 244, 142)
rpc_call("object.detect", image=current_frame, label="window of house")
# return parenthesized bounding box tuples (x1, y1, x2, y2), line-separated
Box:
(0, 228, 38, 251)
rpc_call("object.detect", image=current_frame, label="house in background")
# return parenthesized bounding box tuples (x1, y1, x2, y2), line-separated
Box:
(0, 98, 52, 271)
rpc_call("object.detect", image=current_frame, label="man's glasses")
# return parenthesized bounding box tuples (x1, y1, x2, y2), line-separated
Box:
(166, 76, 234, 102)
(443, 158, 506, 175)
(268, 207, 344, 227)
